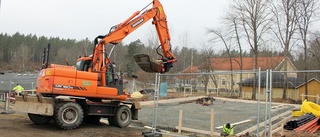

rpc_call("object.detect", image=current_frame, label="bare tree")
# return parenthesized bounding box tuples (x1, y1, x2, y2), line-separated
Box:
(231, 16, 244, 97)
(231, 0, 273, 100)
(296, 0, 320, 99)
(207, 28, 235, 95)
(218, 10, 245, 97)
(145, 28, 159, 57)
(308, 32, 320, 69)
(198, 41, 216, 95)
(271, 0, 299, 99)
(10, 43, 32, 71)
(178, 32, 192, 70)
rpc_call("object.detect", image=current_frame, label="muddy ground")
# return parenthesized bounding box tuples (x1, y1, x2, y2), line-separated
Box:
(0, 114, 146, 137)
(0, 93, 319, 137)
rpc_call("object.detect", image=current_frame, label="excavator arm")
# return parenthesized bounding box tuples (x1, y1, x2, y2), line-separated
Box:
(90, 0, 176, 76)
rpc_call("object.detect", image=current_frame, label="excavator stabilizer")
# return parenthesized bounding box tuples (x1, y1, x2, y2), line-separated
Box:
(14, 96, 54, 116)
(134, 54, 162, 73)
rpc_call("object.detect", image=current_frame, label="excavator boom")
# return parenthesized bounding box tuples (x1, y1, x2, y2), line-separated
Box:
(91, 0, 176, 77)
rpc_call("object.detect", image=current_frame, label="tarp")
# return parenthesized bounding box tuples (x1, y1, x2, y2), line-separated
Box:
(131, 91, 143, 98)
(160, 82, 167, 97)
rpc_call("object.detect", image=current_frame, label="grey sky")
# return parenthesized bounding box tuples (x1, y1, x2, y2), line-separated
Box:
(0, 0, 230, 50)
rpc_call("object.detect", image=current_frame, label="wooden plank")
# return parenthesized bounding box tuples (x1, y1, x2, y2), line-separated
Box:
(175, 126, 220, 136)
(259, 114, 292, 136)
(210, 109, 214, 136)
(215, 119, 252, 129)
(271, 125, 283, 135)
(178, 110, 183, 133)
(236, 110, 291, 136)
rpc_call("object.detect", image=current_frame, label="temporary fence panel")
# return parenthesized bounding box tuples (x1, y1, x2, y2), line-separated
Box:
(148, 70, 262, 136)
(0, 74, 37, 91)
(148, 69, 316, 136)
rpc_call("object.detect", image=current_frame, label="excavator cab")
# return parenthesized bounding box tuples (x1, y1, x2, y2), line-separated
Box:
(76, 59, 91, 72)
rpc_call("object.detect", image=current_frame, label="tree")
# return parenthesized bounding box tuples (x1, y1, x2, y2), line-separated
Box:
(271, 0, 299, 99)
(219, 10, 245, 97)
(177, 32, 192, 72)
(78, 38, 92, 56)
(198, 41, 216, 95)
(231, 0, 273, 100)
(125, 40, 142, 76)
(296, 0, 320, 99)
(10, 43, 32, 71)
(207, 28, 235, 95)
(231, 16, 244, 97)
(308, 33, 320, 69)
(107, 42, 127, 72)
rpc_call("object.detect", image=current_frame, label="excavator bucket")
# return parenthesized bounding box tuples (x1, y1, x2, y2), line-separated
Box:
(134, 54, 162, 73)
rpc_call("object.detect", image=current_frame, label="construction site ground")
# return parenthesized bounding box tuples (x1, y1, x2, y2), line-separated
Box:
(0, 92, 319, 137)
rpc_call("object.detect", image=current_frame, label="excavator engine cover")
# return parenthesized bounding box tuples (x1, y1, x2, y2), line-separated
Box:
(134, 54, 162, 73)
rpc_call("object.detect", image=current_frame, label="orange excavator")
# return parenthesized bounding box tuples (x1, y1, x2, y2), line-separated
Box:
(14, 0, 176, 130)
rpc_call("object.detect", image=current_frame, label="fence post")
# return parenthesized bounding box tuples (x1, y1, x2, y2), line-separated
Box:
(178, 110, 183, 133)
(301, 93, 304, 101)
(317, 94, 319, 105)
(216, 89, 219, 97)
(4, 92, 9, 111)
(210, 109, 214, 137)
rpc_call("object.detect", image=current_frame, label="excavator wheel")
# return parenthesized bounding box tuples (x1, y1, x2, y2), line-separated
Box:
(108, 105, 131, 128)
(54, 102, 84, 130)
(28, 113, 52, 125)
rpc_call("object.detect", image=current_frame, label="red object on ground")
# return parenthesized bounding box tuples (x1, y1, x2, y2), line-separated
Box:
(294, 118, 319, 132)
(294, 118, 320, 133)
(310, 125, 320, 134)
(9, 93, 16, 102)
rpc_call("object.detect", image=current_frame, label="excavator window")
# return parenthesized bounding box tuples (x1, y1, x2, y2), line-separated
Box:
(106, 63, 115, 86)
(76, 60, 91, 72)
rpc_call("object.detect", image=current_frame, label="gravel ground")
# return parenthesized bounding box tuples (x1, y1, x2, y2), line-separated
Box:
(138, 98, 295, 135)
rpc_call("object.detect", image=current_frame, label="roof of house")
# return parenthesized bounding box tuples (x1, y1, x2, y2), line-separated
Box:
(198, 56, 285, 71)
(238, 72, 305, 89)
(178, 66, 198, 79)
(181, 66, 198, 73)
(295, 78, 320, 88)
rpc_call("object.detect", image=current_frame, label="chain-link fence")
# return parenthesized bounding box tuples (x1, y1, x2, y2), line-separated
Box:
(144, 70, 263, 136)
(0, 73, 37, 113)
(143, 69, 320, 136)
(0, 73, 37, 91)
(150, 70, 320, 102)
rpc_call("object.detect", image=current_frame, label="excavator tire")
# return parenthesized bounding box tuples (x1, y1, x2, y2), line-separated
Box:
(108, 117, 116, 126)
(108, 105, 131, 128)
(54, 102, 84, 130)
(28, 113, 52, 125)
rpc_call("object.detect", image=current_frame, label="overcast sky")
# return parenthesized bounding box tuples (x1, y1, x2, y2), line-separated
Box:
(0, 0, 232, 50)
